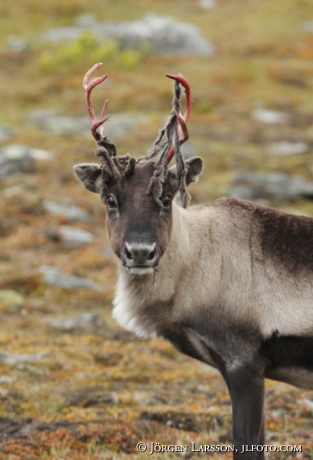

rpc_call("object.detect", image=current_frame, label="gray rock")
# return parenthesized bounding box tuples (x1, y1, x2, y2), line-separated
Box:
(0, 376, 15, 384)
(231, 171, 313, 201)
(0, 351, 48, 365)
(270, 141, 309, 156)
(41, 26, 83, 43)
(29, 148, 55, 161)
(58, 225, 94, 247)
(16, 364, 46, 375)
(229, 185, 258, 201)
(40, 13, 215, 56)
(28, 110, 90, 136)
(303, 398, 313, 410)
(0, 145, 35, 176)
(134, 391, 165, 406)
(28, 109, 149, 137)
(42, 199, 92, 223)
(0, 125, 13, 142)
(251, 107, 286, 124)
(1, 184, 27, 197)
(7, 35, 28, 53)
(46, 312, 102, 332)
(271, 408, 288, 418)
(198, 0, 216, 8)
(39, 265, 104, 291)
(0, 144, 53, 180)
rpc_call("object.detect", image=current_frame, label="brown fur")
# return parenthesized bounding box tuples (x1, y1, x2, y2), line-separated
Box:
(213, 198, 313, 274)
(104, 161, 174, 259)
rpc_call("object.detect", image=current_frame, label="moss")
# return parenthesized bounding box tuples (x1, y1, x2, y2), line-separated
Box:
(38, 34, 145, 75)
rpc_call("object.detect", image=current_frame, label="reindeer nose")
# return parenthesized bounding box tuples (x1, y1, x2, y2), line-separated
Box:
(124, 242, 158, 266)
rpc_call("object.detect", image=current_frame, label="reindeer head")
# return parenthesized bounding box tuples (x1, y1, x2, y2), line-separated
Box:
(74, 63, 203, 276)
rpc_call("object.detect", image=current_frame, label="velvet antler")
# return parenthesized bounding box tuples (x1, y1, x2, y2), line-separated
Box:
(83, 63, 109, 141)
(165, 73, 191, 163)
(141, 73, 191, 166)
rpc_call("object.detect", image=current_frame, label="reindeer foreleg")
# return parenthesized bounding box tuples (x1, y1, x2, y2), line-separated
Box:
(224, 360, 266, 460)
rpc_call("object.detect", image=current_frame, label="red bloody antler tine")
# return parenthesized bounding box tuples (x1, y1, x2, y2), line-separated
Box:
(165, 74, 191, 122)
(83, 63, 109, 141)
(164, 74, 191, 163)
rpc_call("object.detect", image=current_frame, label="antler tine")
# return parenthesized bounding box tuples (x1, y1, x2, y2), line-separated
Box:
(83, 62, 109, 141)
(165, 73, 191, 163)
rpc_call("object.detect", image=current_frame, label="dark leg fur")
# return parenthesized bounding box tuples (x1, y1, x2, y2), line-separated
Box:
(256, 417, 265, 460)
(223, 362, 265, 460)
(163, 327, 267, 460)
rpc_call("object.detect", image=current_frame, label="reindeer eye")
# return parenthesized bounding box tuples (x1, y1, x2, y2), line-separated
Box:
(106, 195, 117, 208)
(162, 194, 172, 207)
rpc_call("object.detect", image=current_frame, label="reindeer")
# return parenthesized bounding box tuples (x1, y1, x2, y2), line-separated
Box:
(73, 63, 313, 459)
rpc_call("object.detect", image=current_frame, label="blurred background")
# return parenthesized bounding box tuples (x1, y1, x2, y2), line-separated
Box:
(0, 1, 313, 459)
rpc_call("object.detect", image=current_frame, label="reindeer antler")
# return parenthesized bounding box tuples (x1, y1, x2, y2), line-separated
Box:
(83, 62, 109, 141)
(141, 73, 191, 166)
(165, 73, 191, 163)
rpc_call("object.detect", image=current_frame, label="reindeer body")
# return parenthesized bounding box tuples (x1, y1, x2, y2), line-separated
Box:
(74, 65, 313, 459)
(113, 195, 313, 389)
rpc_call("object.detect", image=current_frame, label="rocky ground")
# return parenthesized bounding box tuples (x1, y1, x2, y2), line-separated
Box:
(0, 0, 313, 458)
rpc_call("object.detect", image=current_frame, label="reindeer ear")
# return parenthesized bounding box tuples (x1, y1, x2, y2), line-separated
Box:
(73, 163, 104, 194)
(168, 156, 203, 191)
